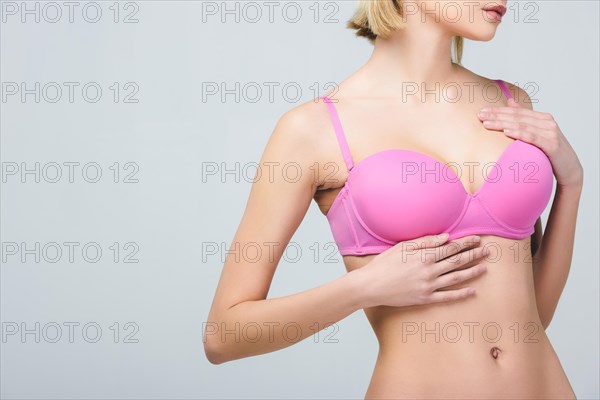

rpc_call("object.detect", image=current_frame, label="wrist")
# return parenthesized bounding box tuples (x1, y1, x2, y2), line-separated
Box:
(557, 180, 583, 196)
(557, 169, 584, 193)
(344, 266, 377, 310)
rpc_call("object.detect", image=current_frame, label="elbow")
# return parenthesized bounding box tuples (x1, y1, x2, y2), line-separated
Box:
(204, 341, 226, 365)
(203, 320, 230, 365)
(204, 334, 231, 365)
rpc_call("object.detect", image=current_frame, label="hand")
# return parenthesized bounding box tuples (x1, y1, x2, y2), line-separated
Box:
(478, 98, 583, 189)
(357, 234, 489, 308)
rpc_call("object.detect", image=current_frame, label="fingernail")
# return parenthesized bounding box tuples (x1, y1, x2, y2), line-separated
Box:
(438, 233, 449, 240)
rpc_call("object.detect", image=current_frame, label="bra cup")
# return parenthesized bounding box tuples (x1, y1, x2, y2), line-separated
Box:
(321, 89, 553, 256)
(349, 152, 466, 242)
(477, 142, 554, 230)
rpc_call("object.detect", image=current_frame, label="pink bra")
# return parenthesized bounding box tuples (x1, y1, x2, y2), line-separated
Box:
(322, 79, 554, 256)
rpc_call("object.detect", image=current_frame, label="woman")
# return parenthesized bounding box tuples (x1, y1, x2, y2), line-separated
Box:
(204, 1, 583, 398)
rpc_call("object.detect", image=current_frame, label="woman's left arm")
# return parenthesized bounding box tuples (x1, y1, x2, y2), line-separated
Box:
(478, 84, 584, 330)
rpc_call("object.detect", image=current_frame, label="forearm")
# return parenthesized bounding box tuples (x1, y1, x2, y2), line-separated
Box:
(533, 182, 583, 329)
(204, 268, 367, 364)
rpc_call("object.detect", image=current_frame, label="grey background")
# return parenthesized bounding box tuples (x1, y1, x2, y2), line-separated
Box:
(1, 1, 598, 399)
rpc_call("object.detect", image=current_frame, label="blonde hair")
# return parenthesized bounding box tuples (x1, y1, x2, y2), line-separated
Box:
(347, 0, 464, 65)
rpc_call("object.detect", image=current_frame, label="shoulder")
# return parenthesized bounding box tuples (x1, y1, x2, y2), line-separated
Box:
(274, 97, 330, 137)
(501, 80, 534, 110)
(457, 65, 534, 109)
(261, 97, 341, 189)
(269, 97, 333, 155)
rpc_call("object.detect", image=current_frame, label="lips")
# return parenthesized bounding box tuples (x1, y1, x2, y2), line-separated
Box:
(483, 4, 507, 17)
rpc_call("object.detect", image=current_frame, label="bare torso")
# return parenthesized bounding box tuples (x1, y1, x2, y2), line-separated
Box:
(312, 69, 576, 398)
(340, 236, 575, 399)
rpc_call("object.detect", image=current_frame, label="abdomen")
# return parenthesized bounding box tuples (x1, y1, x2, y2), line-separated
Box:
(344, 236, 575, 399)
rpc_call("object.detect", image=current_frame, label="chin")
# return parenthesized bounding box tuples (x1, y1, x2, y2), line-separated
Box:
(460, 27, 499, 42)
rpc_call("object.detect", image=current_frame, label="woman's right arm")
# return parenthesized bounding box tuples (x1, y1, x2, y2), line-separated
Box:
(204, 105, 363, 364)
(203, 103, 488, 365)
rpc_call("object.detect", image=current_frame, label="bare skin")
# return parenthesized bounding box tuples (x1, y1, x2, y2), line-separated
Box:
(313, 69, 578, 399)
(205, 1, 583, 398)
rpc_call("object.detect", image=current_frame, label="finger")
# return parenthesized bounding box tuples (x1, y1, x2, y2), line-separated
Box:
(478, 113, 550, 130)
(481, 120, 555, 145)
(432, 262, 487, 290)
(435, 246, 489, 275)
(425, 287, 477, 304)
(479, 106, 549, 122)
(483, 119, 542, 133)
(500, 128, 554, 149)
(395, 233, 451, 252)
(435, 236, 482, 263)
(481, 118, 523, 132)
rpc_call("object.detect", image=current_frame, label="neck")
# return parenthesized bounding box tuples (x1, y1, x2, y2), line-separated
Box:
(362, 27, 458, 95)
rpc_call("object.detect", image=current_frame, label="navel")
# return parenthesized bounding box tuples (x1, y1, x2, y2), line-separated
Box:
(490, 346, 502, 359)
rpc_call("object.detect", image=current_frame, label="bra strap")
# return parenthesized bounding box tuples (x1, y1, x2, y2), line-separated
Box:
(321, 96, 354, 171)
(495, 79, 514, 100)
